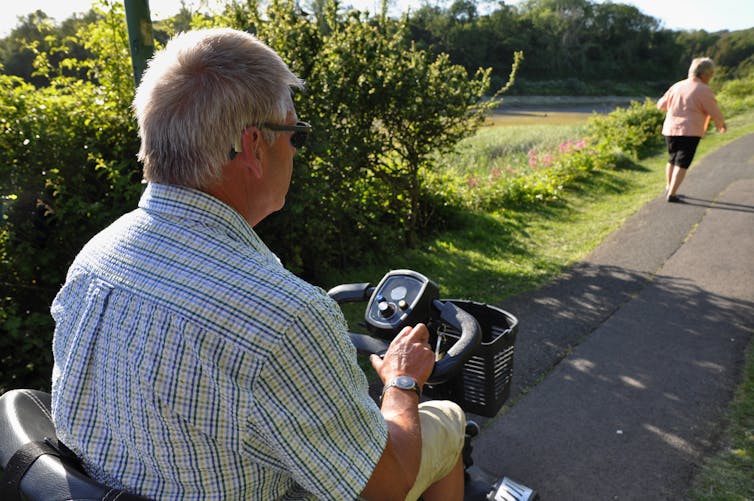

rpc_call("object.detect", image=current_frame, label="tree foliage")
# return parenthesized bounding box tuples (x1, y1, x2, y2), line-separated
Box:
(206, 0, 516, 275)
(404, 0, 754, 94)
(0, 2, 141, 391)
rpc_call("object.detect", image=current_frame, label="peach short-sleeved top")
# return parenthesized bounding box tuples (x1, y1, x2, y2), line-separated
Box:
(657, 77, 725, 137)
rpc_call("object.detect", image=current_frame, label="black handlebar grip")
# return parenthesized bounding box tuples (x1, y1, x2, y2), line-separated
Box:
(428, 300, 482, 385)
(327, 283, 373, 304)
(348, 333, 391, 357)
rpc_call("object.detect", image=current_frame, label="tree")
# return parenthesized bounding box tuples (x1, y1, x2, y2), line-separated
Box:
(517, 0, 593, 76)
(586, 2, 666, 79)
(0, 9, 103, 86)
(212, 0, 519, 275)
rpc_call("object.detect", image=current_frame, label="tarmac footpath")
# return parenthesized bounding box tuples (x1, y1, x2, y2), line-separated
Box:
(473, 133, 754, 500)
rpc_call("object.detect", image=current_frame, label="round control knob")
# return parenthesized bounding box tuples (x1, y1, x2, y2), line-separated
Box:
(378, 300, 396, 318)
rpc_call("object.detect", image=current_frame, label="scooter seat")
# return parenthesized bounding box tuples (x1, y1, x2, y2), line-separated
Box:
(0, 389, 150, 501)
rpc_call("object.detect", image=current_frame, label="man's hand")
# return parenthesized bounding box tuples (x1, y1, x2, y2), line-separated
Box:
(370, 323, 435, 387)
(361, 324, 435, 500)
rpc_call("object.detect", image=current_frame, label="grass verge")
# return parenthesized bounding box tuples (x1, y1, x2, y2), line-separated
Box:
(689, 341, 754, 501)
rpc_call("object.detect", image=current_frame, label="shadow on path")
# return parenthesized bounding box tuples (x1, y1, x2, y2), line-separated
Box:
(476, 264, 753, 500)
(677, 195, 754, 213)
(470, 137, 754, 499)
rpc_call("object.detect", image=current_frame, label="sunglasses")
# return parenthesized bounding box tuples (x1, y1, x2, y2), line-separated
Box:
(261, 121, 312, 149)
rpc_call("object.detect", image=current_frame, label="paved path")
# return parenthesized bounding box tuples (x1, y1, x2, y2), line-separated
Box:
(473, 134, 754, 500)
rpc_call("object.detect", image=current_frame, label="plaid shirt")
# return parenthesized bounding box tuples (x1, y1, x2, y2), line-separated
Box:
(51, 183, 387, 500)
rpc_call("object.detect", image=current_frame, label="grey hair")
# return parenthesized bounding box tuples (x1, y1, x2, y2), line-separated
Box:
(688, 57, 715, 79)
(133, 28, 304, 189)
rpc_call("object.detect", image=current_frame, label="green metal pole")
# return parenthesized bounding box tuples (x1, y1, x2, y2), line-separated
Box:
(124, 0, 155, 87)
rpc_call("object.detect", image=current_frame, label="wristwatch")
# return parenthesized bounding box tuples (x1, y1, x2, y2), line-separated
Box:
(381, 375, 421, 400)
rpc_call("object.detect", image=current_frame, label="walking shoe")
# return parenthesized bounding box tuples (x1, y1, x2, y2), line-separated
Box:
(666, 195, 681, 203)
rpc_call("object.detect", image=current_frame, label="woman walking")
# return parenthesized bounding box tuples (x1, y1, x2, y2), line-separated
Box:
(657, 57, 727, 203)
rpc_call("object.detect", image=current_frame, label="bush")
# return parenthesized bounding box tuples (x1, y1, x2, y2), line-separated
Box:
(0, 5, 141, 393)
(585, 99, 664, 166)
(226, 1, 513, 276)
(0, 1, 516, 391)
(718, 66, 754, 116)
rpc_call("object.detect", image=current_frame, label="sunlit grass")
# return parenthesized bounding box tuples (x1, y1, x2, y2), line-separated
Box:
(332, 108, 754, 299)
(438, 120, 586, 180)
(688, 341, 754, 501)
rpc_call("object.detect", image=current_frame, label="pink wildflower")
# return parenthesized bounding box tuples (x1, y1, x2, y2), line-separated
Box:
(559, 140, 574, 153)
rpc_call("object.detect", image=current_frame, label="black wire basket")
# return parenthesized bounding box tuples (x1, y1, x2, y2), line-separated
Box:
(425, 300, 518, 417)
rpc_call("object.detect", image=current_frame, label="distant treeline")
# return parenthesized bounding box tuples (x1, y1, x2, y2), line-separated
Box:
(401, 0, 754, 95)
(1, 0, 753, 95)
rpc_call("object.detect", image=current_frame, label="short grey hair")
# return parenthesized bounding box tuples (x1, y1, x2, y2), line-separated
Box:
(133, 28, 304, 188)
(688, 57, 715, 79)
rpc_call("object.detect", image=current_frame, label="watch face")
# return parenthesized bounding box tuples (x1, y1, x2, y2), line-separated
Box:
(395, 376, 416, 389)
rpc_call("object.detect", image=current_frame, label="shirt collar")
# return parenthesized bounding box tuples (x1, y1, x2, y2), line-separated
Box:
(138, 183, 279, 264)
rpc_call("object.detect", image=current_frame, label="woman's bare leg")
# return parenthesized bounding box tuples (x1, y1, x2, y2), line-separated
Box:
(665, 162, 673, 193)
(668, 165, 687, 198)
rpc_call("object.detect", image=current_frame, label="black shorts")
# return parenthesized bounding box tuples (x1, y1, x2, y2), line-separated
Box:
(665, 136, 701, 169)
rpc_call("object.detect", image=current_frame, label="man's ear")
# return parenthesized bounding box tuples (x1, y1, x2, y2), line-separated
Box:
(240, 127, 264, 177)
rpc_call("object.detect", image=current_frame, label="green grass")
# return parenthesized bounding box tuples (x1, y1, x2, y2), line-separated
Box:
(689, 342, 754, 501)
(331, 107, 754, 499)
(437, 122, 585, 179)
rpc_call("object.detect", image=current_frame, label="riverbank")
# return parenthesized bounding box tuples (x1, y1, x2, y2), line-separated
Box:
(489, 95, 649, 125)
(501, 95, 648, 110)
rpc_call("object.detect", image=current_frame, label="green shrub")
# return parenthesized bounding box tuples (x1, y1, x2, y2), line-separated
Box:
(0, 5, 141, 393)
(584, 98, 664, 166)
(718, 66, 754, 116)
(227, 1, 516, 275)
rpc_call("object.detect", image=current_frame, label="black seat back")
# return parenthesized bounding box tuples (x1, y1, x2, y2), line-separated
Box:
(0, 389, 150, 501)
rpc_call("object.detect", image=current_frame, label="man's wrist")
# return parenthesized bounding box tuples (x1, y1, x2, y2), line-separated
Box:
(381, 375, 421, 401)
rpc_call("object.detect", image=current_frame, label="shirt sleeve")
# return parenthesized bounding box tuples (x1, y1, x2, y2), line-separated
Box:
(699, 86, 725, 129)
(250, 292, 387, 500)
(657, 89, 670, 111)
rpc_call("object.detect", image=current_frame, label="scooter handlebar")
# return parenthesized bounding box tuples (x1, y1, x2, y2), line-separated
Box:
(327, 282, 373, 304)
(429, 299, 481, 384)
(328, 272, 482, 386)
(339, 299, 482, 386)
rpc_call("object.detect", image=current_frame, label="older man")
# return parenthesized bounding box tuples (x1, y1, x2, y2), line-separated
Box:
(51, 28, 464, 500)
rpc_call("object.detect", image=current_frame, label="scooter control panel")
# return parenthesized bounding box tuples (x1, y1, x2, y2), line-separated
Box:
(365, 269, 439, 338)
